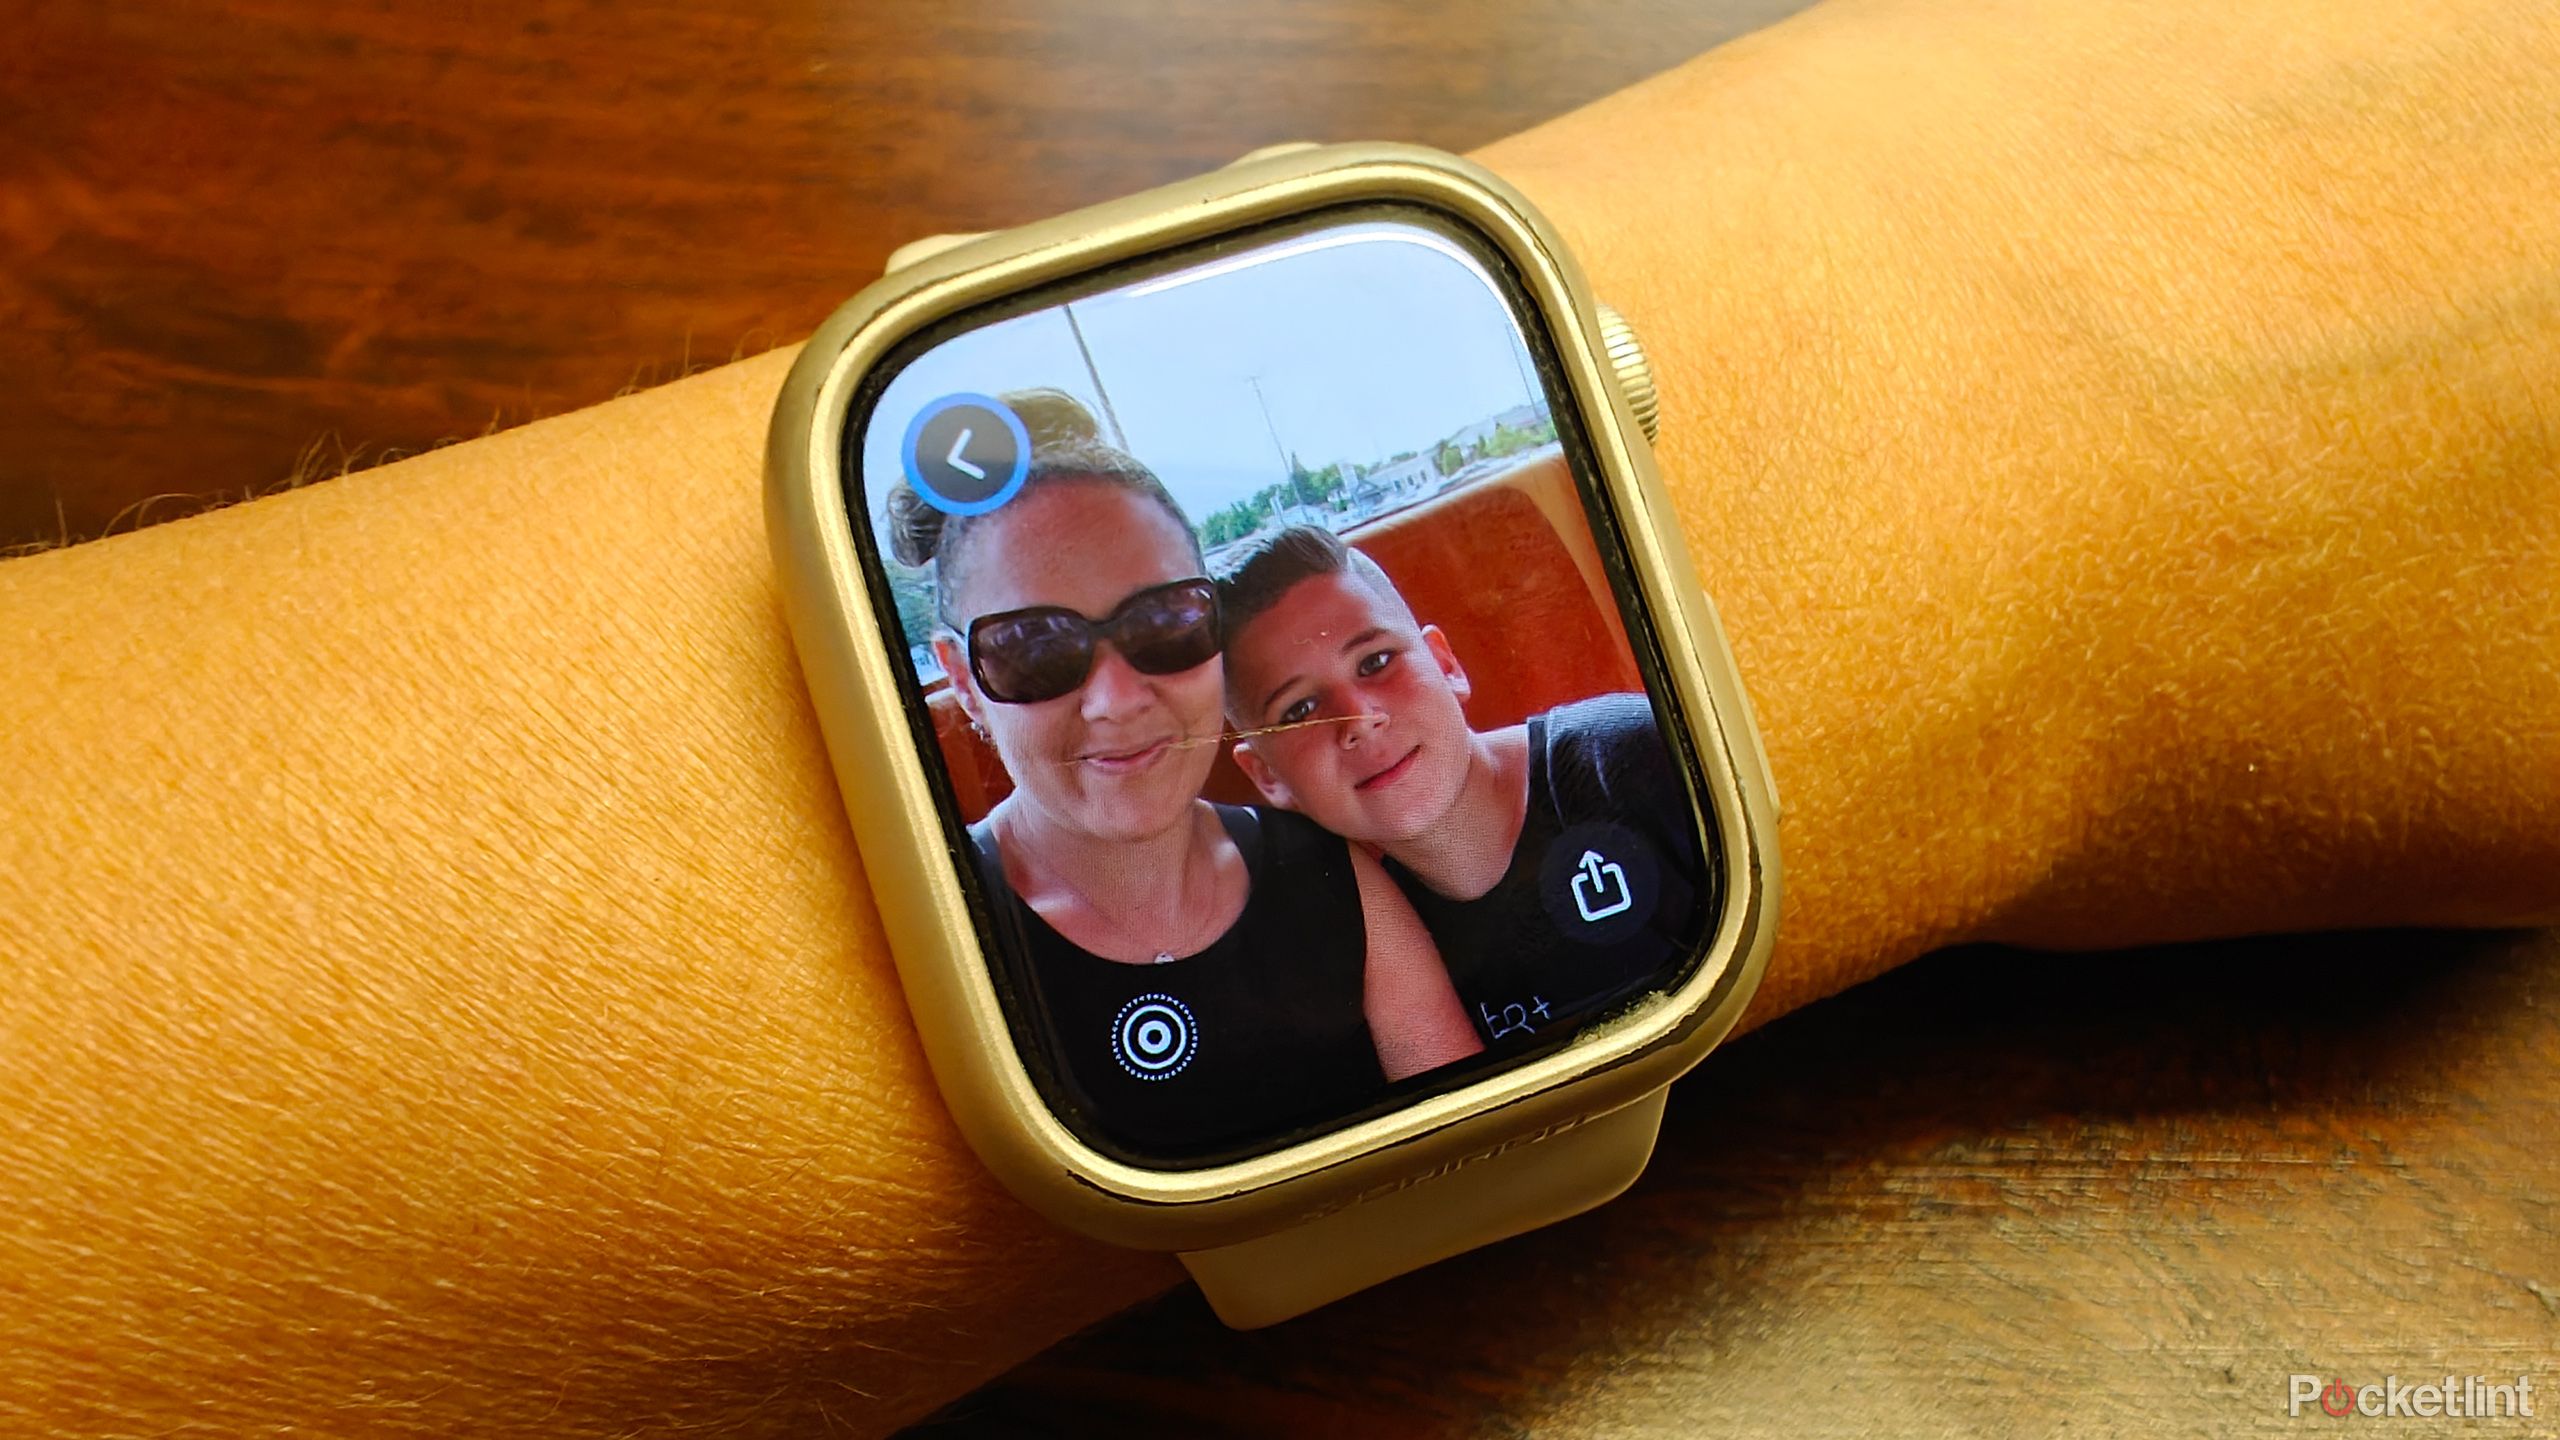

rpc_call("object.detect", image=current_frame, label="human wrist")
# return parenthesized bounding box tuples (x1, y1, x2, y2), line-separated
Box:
(14, 1, 2552, 1429)
(1479, 0, 2560, 976)
(1471, 23, 2099, 1024)
(0, 350, 1174, 1433)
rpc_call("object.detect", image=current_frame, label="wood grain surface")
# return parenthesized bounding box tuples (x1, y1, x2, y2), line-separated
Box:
(7, 2, 2553, 1436)
(0, 0, 1806, 552)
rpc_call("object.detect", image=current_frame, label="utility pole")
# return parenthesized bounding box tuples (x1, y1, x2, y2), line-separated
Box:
(1061, 303, 1129, 449)
(1247, 375, 1309, 510)
(1508, 332, 1541, 417)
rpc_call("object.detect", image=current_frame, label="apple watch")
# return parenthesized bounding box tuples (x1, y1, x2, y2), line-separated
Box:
(765, 142, 1780, 1328)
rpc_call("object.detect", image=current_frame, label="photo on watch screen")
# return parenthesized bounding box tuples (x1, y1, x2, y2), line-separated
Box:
(846, 205, 1721, 1168)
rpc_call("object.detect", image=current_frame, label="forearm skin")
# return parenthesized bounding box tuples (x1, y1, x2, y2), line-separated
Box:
(4, 1, 2555, 1433)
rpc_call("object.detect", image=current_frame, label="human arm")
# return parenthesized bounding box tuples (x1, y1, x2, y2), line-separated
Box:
(1480, 0, 2560, 972)
(4, 2, 2557, 1436)
(1348, 845, 1485, 1080)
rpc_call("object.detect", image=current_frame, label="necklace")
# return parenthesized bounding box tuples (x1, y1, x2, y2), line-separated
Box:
(1090, 890, 1229, 966)
(1077, 895, 1225, 966)
(1000, 810, 1236, 966)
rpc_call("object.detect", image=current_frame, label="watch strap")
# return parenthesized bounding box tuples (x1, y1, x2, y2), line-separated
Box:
(1177, 1089, 1668, 1327)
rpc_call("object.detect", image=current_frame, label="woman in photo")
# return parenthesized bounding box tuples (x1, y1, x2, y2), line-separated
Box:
(885, 398, 1480, 1156)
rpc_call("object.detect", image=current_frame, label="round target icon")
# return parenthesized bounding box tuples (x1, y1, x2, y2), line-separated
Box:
(1111, 994, 1198, 1081)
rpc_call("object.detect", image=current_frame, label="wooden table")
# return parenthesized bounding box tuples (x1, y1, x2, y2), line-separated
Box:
(10, 3, 2551, 1434)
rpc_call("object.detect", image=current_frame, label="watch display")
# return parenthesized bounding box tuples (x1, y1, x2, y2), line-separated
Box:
(841, 203, 1723, 1167)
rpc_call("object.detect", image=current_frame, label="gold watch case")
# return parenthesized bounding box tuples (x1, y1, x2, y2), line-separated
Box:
(764, 141, 1780, 1252)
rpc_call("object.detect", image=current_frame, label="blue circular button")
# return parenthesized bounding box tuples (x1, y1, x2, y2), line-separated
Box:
(901, 393, 1033, 516)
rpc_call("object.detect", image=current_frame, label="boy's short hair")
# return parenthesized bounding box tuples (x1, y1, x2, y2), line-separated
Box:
(1215, 525, 1414, 638)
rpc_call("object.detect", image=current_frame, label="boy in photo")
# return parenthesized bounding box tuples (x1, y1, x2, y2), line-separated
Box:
(1217, 525, 1707, 1046)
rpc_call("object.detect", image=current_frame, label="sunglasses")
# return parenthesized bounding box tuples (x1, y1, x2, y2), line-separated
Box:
(964, 577, 1223, 705)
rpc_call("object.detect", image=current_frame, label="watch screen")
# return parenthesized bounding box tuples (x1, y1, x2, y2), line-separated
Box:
(844, 203, 1722, 1168)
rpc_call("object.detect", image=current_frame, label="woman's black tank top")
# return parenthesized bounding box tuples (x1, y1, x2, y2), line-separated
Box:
(970, 804, 1382, 1163)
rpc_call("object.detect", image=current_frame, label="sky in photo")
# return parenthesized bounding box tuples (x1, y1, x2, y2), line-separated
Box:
(857, 216, 1550, 532)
